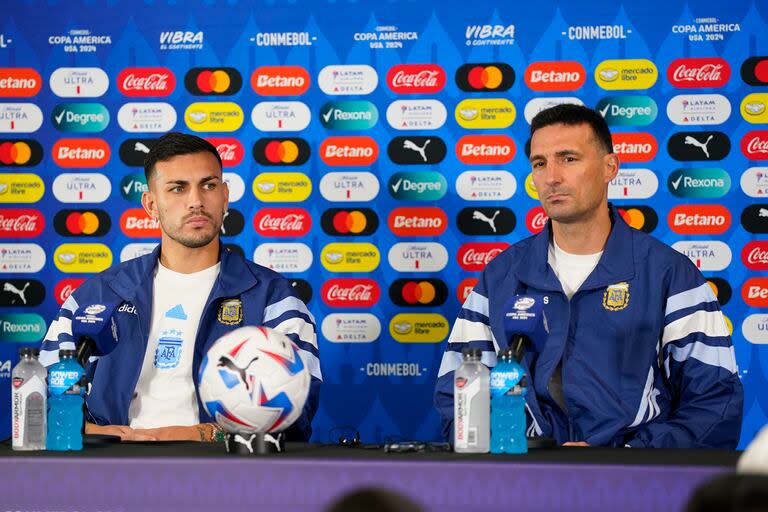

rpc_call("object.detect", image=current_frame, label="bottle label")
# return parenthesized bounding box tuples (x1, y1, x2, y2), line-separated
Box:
(12, 374, 45, 448)
(48, 368, 84, 396)
(455, 377, 482, 448)
(490, 366, 528, 398)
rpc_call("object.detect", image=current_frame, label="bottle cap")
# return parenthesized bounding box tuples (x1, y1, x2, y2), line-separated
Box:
(58, 349, 76, 358)
(497, 347, 517, 362)
(18, 347, 40, 357)
(461, 347, 482, 360)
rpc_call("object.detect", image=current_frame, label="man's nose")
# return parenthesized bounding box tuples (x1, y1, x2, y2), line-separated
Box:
(187, 186, 204, 209)
(543, 161, 564, 185)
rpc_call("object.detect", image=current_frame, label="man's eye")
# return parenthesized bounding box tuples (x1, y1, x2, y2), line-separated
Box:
(170, 186, 183, 193)
(204, 183, 217, 190)
(531, 161, 544, 169)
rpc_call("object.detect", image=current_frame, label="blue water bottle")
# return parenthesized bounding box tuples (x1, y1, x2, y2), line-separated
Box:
(47, 349, 85, 451)
(490, 345, 528, 454)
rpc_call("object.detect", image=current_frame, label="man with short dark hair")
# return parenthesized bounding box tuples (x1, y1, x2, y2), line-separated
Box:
(41, 132, 321, 442)
(435, 104, 743, 448)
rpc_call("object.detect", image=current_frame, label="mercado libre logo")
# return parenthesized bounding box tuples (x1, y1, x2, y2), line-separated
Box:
(184, 102, 243, 132)
(53, 243, 113, 273)
(455, 63, 514, 92)
(252, 172, 311, 202)
(185, 68, 242, 95)
(389, 313, 449, 343)
(0, 139, 42, 167)
(594, 59, 658, 90)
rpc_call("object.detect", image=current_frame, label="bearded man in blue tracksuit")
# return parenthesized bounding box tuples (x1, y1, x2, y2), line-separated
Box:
(41, 133, 321, 442)
(435, 105, 743, 448)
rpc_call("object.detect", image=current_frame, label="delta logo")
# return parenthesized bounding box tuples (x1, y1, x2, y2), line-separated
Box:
(672, 241, 732, 271)
(388, 207, 447, 237)
(185, 68, 242, 96)
(617, 205, 658, 233)
(205, 137, 244, 167)
(387, 136, 446, 165)
(666, 94, 731, 125)
(668, 204, 731, 235)
(318, 65, 378, 96)
(741, 93, 768, 124)
(0, 173, 44, 203)
(52, 138, 110, 168)
(253, 208, 311, 238)
(252, 242, 312, 273)
(389, 278, 448, 307)
(184, 102, 243, 132)
(55, 278, 85, 305)
(120, 209, 161, 238)
(386, 100, 447, 130)
(742, 278, 768, 308)
(524, 61, 585, 91)
(457, 277, 478, 303)
(320, 242, 380, 272)
(53, 209, 110, 237)
(0, 139, 42, 167)
(0, 208, 44, 237)
(252, 172, 311, 202)
(117, 67, 175, 97)
(251, 66, 310, 96)
(455, 63, 514, 92)
(0, 68, 41, 97)
(741, 57, 768, 86)
(0, 243, 46, 273)
(389, 313, 449, 343)
(455, 98, 516, 129)
(667, 58, 730, 88)
(253, 138, 310, 166)
(458, 242, 509, 272)
(387, 64, 446, 94)
(742, 131, 768, 160)
(320, 136, 378, 166)
(321, 278, 380, 308)
(526, 206, 549, 234)
(742, 241, 768, 271)
(595, 59, 658, 90)
(611, 132, 657, 163)
(320, 208, 378, 236)
(455, 171, 516, 201)
(456, 135, 515, 165)
(53, 243, 113, 273)
(740, 167, 768, 198)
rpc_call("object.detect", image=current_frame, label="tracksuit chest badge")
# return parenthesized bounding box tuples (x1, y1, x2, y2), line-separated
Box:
(218, 298, 243, 325)
(603, 282, 630, 311)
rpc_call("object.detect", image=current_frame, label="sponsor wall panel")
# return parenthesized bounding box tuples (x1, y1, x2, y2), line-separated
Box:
(0, 0, 766, 447)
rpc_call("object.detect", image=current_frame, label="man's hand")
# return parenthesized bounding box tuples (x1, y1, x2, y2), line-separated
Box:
(562, 441, 590, 447)
(85, 422, 157, 441)
(132, 425, 205, 442)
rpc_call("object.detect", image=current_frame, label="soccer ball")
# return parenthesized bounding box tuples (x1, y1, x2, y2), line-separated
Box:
(198, 326, 310, 435)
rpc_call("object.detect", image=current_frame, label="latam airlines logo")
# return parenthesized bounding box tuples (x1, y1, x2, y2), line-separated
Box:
(253, 243, 312, 272)
(456, 171, 515, 201)
(389, 279, 448, 307)
(117, 102, 177, 132)
(388, 136, 446, 165)
(0, 243, 45, 273)
(117, 67, 175, 97)
(0, 140, 43, 167)
(321, 313, 381, 343)
(251, 101, 311, 132)
(53, 209, 110, 237)
(49, 68, 109, 97)
(386, 100, 447, 130)
(320, 101, 378, 130)
(251, 66, 310, 96)
(667, 94, 731, 125)
(608, 169, 658, 199)
(0, 209, 44, 237)
(742, 241, 768, 271)
(51, 103, 109, 132)
(611, 132, 658, 163)
(205, 138, 244, 167)
(253, 208, 311, 238)
(120, 209, 161, 238)
(321, 278, 380, 308)
(53, 243, 113, 273)
(595, 59, 658, 90)
(667, 58, 730, 88)
(320, 243, 380, 272)
(0, 103, 43, 133)
(320, 208, 378, 236)
(0, 68, 41, 97)
(252, 172, 311, 202)
(387, 64, 445, 94)
(524, 61, 585, 91)
(319, 172, 379, 202)
(668, 204, 731, 235)
(667, 168, 730, 198)
(742, 131, 768, 160)
(388, 242, 448, 272)
(320, 136, 378, 166)
(741, 204, 768, 234)
(319, 65, 378, 95)
(388, 207, 447, 237)
(740, 167, 768, 197)
(673, 241, 732, 271)
(184, 102, 243, 132)
(0, 174, 44, 203)
(742, 278, 768, 308)
(455, 63, 514, 92)
(253, 138, 310, 166)
(741, 93, 768, 124)
(52, 138, 110, 168)
(741, 57, 768, 86)
(185, 68, 242, 95)
(456, 135, 515, 165)
(455, 99, 515, 129)
(597, 96, 657, 126)
(52, 173, 111, 203)
(457, 242, 509, 272)
(667, 131, 730, 161)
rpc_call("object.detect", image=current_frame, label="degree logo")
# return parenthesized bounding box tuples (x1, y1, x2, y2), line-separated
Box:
(595, 59, 658, 90)
(0, 139, 42, 167)
(52, 138, 110, 168)
(184, 102, 243, 132)
(667, 131, 730, 161)
(456, 135, 515, 165)
(389, 313, 449, 343)
(597, 96, 657, 126)
(0, 68, 42, 97)
(668, 204, 731, 235)
(389, 279, 448, 307)
(252, 172, 311, 202)
(320, 208, 378, 236)
(741, 93, 768, 124)
(741, 57, 768, 86)
(319, 101, 378, 130)
(51, 103, 109, 133)
(53, 209, 110, 237)
(53, 243, 113, 273)
(524, 61, 585, 91)
(253, 138, 310, 166)
(251, 66, 310, 96)
(120, 208, 161, 238)
(455, 63, 515, 92)
(184, 67, 242, 95)
(388, 207, 447, 237)
(320, 242, 380, 272)
(320, 136, 378, 166)
(0, 173, 44, 203)
(388, 172, 447, 201)
(455, 98, 515, 129)
(616, 205, 658, 233)
(611, 132, 658, 163)
(388, 136, 446, 165)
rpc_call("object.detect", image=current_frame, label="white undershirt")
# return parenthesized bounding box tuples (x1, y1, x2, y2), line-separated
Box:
(128, 261, 220, 429)
(547, 239, 602, 300)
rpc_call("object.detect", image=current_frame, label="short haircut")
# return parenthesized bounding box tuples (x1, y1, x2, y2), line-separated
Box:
(525, 104, 614, 157)
(143, 132, 223, 183)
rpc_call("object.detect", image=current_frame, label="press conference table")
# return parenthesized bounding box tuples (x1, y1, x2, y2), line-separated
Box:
(1, 441, 739, 512)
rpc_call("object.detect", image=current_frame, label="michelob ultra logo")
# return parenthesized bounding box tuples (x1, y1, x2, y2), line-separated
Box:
(667, 131, 730, 161)
(0, 68, 42, 97)
(667, 58, 730, 88)
(673, 240, 732, 271)
(668, 168, 730, 198)
(117, 67, 175, 97)
(53, 209, 110, 237)
(617, 206, 658, 233)
(0, 173, 44, 203)
(389, 278, 448, 307)
(742, 278, 768, 308)
(320, 208, 378, 236)
(524, 61, 585, 91)
(608, 169, 658, 199)
(251, 66, 310, 96)
(611, 132, 657, 163)
(741, 57, 768, 87)
(49, 68, 109, 98)
(251, 101, 311, 132)
(597, 96, 657, 126)
(0, 139, 43, 167)
(742, 314, 768, 344)
(388, 172, 447, 201)
(595, 59, 658, 90)
(668, 204, 731, 235)
(742, 131, 768, 160)
(184, 102, 243, 132)
(319, 101, 378, 130)
(455, 98, 515, 129)
(456, 135, 515, 165)
(320, 242, 380, 272)
(321, 313, 381, 343)
(523, 97, 583, 124)
(319, 172, 380, 202)
(740, 167, 768, 198)
(455, 63, 515, 92)
(51, 103, 109, 132)
(388, 207, 447, 237)
(320, 136, 378, 166)
(0, 313, 46, 342)
(252, 172, 311, 202)
(386, 100, 447, 130)
(52, 138, 110, 168)
(52, 173, 111, 204)
(388, 242, 448, 272)
(666, 94, 731, 125)
(253, 138, 310, 166)
(319, 65, 378, 95)
(54, 243, 113, 273)
(0, 103, 43, 133)
(184, 68, 242, 95)
(741, 93, 768, 123)
(389, 313, 449, 343)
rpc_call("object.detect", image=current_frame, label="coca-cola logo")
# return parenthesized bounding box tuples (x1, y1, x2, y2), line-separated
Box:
(321, 278, 380, 307)
(457, 243, 509, 271)
(667, 58, 730, 88)
(743, 241, 768, 270)
(117, 67, 175, 97)
(742, 131, 768, 159)
(205, 137, 244, 167)
(54, 278, 85, 305)
(0, 209, 44, 237)
(526, 206, 549, 234)
(254, 208, 311, 237)
(387, 64, 446, 93)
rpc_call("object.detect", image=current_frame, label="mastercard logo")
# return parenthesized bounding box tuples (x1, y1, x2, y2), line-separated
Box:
(707, 277, 732, 306)
(53, 209, 111, 237)
(184, 67, 242, 95)
(389, 278, 448, 307)
(455, 63, 515, 92)
(0, 139, 42, 167)
(253, 138, 310, 166)
(617, 205, 658, 233)
(320, 208, 378, 236)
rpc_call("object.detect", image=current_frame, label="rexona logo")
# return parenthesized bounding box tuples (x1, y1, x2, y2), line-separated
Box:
(251, 66, 310, 96)
(455, 63, 514, 92)
(389, 313, 449, 343)
(741, 204, 768, 234)
(388, 207, 447, 237)
(667, 94, 731, 125)
(0, 173, 44, 203)
(0, 68, 41, 97)
(742, 314, 768, 345)
(117, 102, 177, 132)
(320, 208, 378, 236)
(455, 98, 515, 129)
(386, 100, 447, 130)
(457, 277, 479, 303)
(457, 242, 509, 272)
(184, 68, 242, 95)
(707, 277, 732, 306)
(0, 139, 43, 167)
(184, 102, 243, 132)
(53, 209, 110, 237)
(252, 172, 311, 202)
(740, 167, 768, 197)
(49, 67, 109, 97)
(0, 103, 43, 132)
(456, 171, 516, 201)
(742, 278, 768, 308)
(667, 131, 730, 161)
(52, 138, 109, 168)
(253, 138, 310, 166)
(673, 241, 732, 271)
(595, 59, 658, 90)
(667, 58, 730, 88)
(253, 243, 312, 273)
(54, 243, 113, 273)
(597, 96, 657, 126)
(251, 101, 311, 132)
(741, 57, 768, 87)
(119, 173, 147, 202)
(526, 206, 549, 234)
(388, 242, 448, 272)
(117, 67, 175, 97)
(611, 132, 658, 163)
(319, 172, 379, 202)
(387, 64, 445, 94)
(667, 168, 730, 198)
(253, 208, 311, 238)
(51, 103, 109, 132)
(456, 135, 515, 165)
(388, 172, 447, 201)
(456, 207, 515, 236)
(320, 242, 380, 272)
(321, 313, 381, 343)
(742, 241, 768, 271)
(52, 173, 111, 203)
(0, 313, 46, 342)
(321, 278, 380, 308)
(668, 204, 731, 235)
(320, 136, 378, 166)
(120, 209, 161, 238)
(742, 131, 768, 160)
(616, 205, 658, 233)
(523, 97, 583, 124)
(318, 65, 378, 95)
(524, 61, 585, 91)
(54, 278, 85, 305)
(206, 138, 244, 167)
(0, 208, 44, 238)
(741, 93, 768, 124)
(389, 278, 448, 307)
(119, 138, 157, 166)
(0, 278, 44, 307)
(388, 136, 446, 165)
(608, 169, 658, 199)
(0, 243, 45, 273)
(319, 101, 378, 130)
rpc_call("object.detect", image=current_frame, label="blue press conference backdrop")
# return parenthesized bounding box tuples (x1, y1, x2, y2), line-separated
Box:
(0, 0, 767, 447)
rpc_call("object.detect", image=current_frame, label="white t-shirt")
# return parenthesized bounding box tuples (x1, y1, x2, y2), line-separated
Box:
(128, 261, 220, 429)
(547, 239, 602, 300)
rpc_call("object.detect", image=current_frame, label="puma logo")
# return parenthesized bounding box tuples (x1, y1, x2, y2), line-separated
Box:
(402, 139, 431, 162)
(472, 210, 500, 233)
(684, 135, 714, 159)
(3, 282, 29, 305)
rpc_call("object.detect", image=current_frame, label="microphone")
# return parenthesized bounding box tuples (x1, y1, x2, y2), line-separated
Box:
(71, 303, 119, 368)
(502, 295, 549, 358)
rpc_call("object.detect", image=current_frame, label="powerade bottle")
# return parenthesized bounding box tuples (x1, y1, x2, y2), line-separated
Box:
(490, 346, 528, 454)
(453, 347, 490, 453)
(46, 349, 86, 451)
(11, 347, 47, 451)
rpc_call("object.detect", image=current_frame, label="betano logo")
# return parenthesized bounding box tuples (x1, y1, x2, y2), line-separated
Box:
(389, 313, 448, 343)
(117, 67, 175, 97)
(608, 169, 658, 199)
(0, 173, 44, 203)
(253, 138, 310, 166)
(319, 101, 378, 130)
(251, 101, 311, 132)
(388, 242, 448, 272)
(387, 64, 445, 94)
(52, 173, 111, 203)
(184, 102, 243, 132)
(120, 209, 161, 238)
(319, 172, 379, 202)
(252, 172, 311, 202)
(524, 61, 585, 91)
(388, 172, 447, 201)
(455, 63, 514, 92)
(595, 59, 658, 90)
(52, 138, 109, 167)
(184, 67, 242, 95)
(251, 66, 310, 96)
(455, 98, 515, 129)
(742, 278, 768, 308)
(617, 206, 658, 233)
(668, 204, 731, 235)
(597, 96, 657, 126)
(456, 135, 515, 165)
(741, 93, 768, 124)
(611, 132, 657, 162)
(388, 207, 447, 236)
(320, 136, 378, 166)
(0, 139, 42, 166)
(667, 58, 729, 89)
(320, 208, 378, 236)
(53, 209, 110, 237)
(320, 242, 380, 272)
(51, 103, 109, 132)
(0, 103, 43, 133)
(0, 68, 41, 97)
(49, 68, 109, 98)
(389, 278, 448, 307)
(667, 168, 730, 198)
(53, 243, 113, 273)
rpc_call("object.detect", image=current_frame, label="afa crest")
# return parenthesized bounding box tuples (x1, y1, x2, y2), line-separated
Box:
(218, 299, 243, 325)
(603, 282, 630, 311)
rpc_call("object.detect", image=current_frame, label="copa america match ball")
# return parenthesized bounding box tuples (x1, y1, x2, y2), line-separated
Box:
(198, 326, 310, 435)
